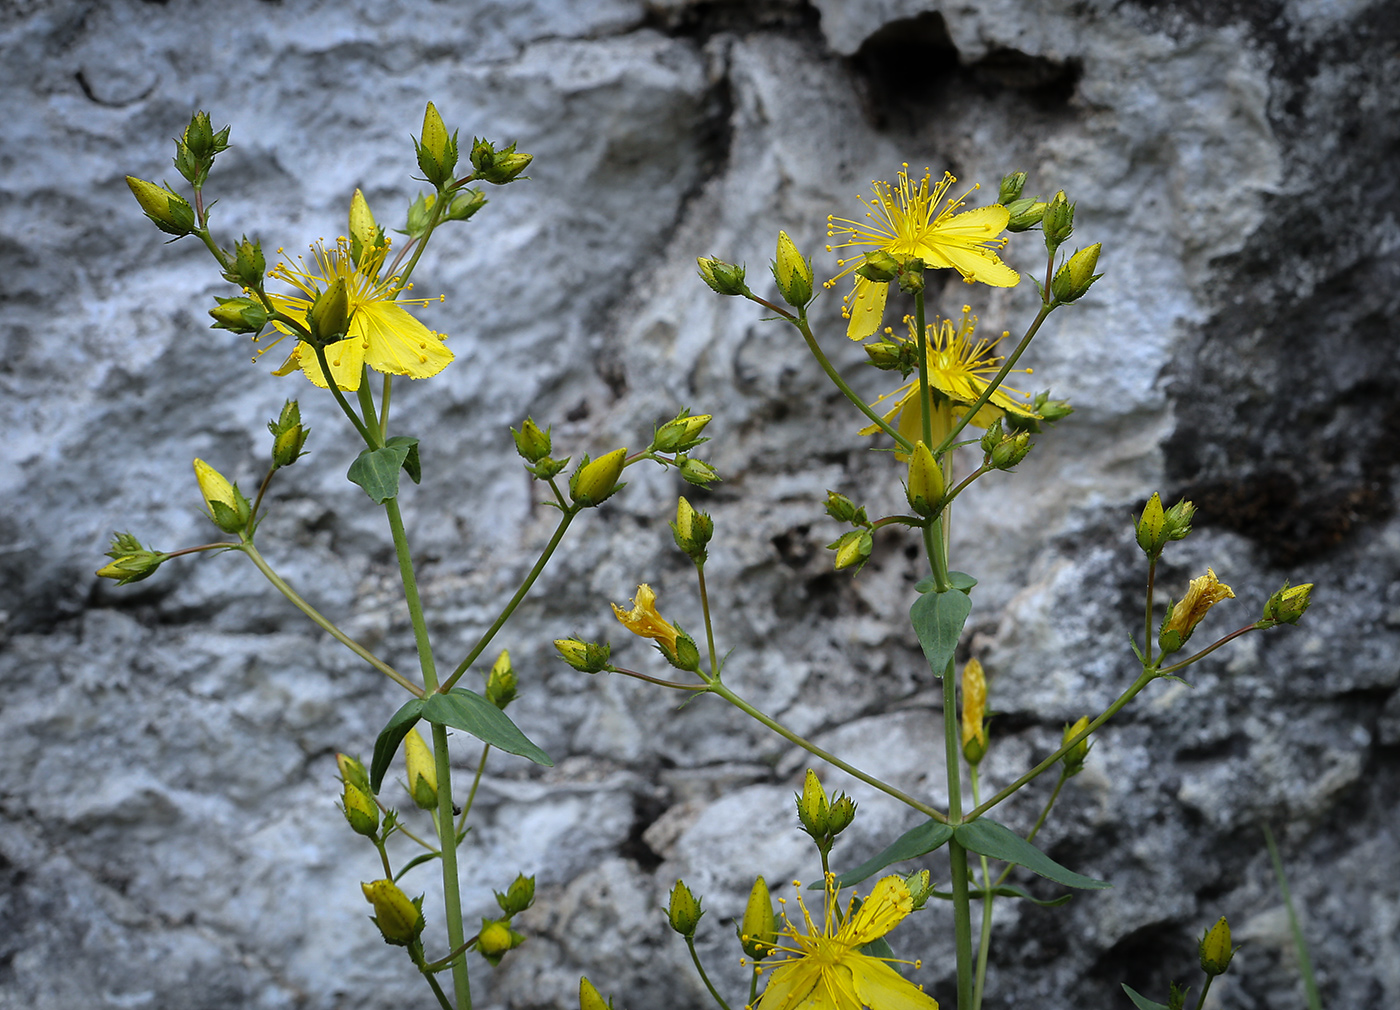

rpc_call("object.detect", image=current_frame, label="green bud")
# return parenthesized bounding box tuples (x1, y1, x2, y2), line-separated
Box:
(771, 230, 814, 307)
(796, 768, 830, 839)
(659, 627, 702, 672)
(470, 137, 532, 185)
(1163, 497, 1196, 542)
(554, 638, 613, 674)
(1258, 581, 1314, 628)
(174, 110, 230, 186)
(307, 277, 351, 345)
(95, 532, 167, 586)
(569, 448, 628, 507)
(855, 250, 900, 283)
(676, 455, 720, 487)
(209, 296, 268, 335)
(342, 781, 380, 836)
(495, 873, 536, 917)
(445, 188, 487, 221)
(193, 458, 251, 534)
(739, 876, 777, 960)
(268, 400, 309, 468)
(989, 431, 1032, 470)
(1136, 493, 1193, 558)
(477, 918, 525, 965)
(1198, 917, 1236, 976)
(415, 102, 460, 189)
(670, 496, 714, 563)
(1167, 982, 1190, 1010)
(485, 649, 518, 710)
(906, 440, 945, 517)
(903, 869, 933, 910)
(653, 411, 712, 454)
(696, 256, 749, 296)
(579, 978, 613, 1010)
(1005, 198, 1047, 233)
(512, 417, 553, 463)
(404, 728, 438, 811)
(997, 172, 1027, 204)
(126, 176, 196, 236)
(528, 456, 569, 481)
(863, 339, 913, 372)
(337, 753, 371, 793)
(1061, 716, 1091, 777)
(1042, 190, 1074, 252)
(221, 236, 266, 288)
(825, 491, 866, 526)
(980, 418, 1005, 458)
(896, 257, 925, 295)
(361, 879, 425, 946)
(667, 880, 704, 937)
(1050, 243, 1102, 303)
(827, 792, 857, 835)
(827, 528, 872, 572)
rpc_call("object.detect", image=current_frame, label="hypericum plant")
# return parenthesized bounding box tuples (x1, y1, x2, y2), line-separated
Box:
(105, 108, 1315, 1010)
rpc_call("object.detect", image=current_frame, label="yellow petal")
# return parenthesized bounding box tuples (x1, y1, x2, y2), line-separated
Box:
(288, 336, 367, 390)
(354, 302, 454, 379)
(849, 956, 940, 1010)
(841, 876, 912, 945)
(845, 275, 889, 339)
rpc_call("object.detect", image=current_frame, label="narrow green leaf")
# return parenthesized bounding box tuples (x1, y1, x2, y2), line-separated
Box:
(386, 435, 421, 484)
(833, 821, 954, 888)
(909, 589, 971, 679)
(421, 689, 553, 767)
(393, 851, 441, 883)
(370, 698, 425, 793)
(986, 882, 1073, 907)
(954, 818, 1110, 890)
(1120, 984, 1170, 1010)
(347, 443, 414, 503)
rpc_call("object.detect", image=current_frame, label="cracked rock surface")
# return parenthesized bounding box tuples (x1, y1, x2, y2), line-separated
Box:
(1, 2, 1397, 1008)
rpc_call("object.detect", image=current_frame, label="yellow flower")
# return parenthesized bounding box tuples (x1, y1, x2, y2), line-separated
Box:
(610, 584, 679, 653)
(826, 166, 1019, 339)
(1161, 568, 1235, 652)
(756, 875, 938, 1010)
(258, 237, 452, 390)
(860, 308, 1037, 452)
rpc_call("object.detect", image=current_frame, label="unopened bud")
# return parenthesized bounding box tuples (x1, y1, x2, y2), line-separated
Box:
(825, 491, 863, 525)
(415, 102, 459, 188)
(174, 110, 230, 187)
(676, 456, 720, 487)
(903, 869, 933, 910)
(471, 137, 532, 185)
(1061, 716, 1091, 776)
(906, 440, 945, 517)
(222, 236, 266, 288)
(96, 531, 167, 586)
(667, 880, 704, 937)
(348, 189, 384, 269)
(896, 257, 926, 295)
(193, 458, 250, 534)
(210, 295, 268, 334)
(1198, 916, 1235, 976)
(569, 448, 628, 507)
(126, 176, 195, 236)
(855, 250, 900, 283)
(1259, 581, 1313, 628)
(1005, 198, 1047, 232)
(961, 658, 988, 765)
(997, 171, 1027, 204)
(653, 411, 712, 454)
(485, 649, 518, 710)
(739, 876, 777, 959)
(268, 400, 309, 468)
(671, 496, 714, 563)
(512, 417, 552, 464)
(772, 230, 814, 307)
(827, 792, 857, 835)
(307, 277, 351, 345)
(337, 753, 371, 792)
(1050, 243, 1102, 303)
(342, 781, 380, 836)
(404, 728, 438, 810)
(828, 529, 872, 572)
(444, 188, 486, 221)
(361, 879, 424, 946)
(495, 873, 536, 917)
(980, 417, 1005, 458)
(990, 431, 1032, 470)
(796, 768, 830, 839)
(1042, 190, 1074, 251)
(477, 918, 525, 965)
(579, 978, 613, 1010)
(554, 638, 612, 674)
(696, 256, 749, 296)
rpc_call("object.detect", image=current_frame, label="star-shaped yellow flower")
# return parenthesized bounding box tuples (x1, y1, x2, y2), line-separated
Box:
(826, 167, 1019, 339)
(756, 875, 938, 1010)
(259, 237, 453, 391)
(861, 307, 1038, 452)
(610, 584, 679, 653)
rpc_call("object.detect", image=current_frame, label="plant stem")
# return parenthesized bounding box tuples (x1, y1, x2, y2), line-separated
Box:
(695, 560, 721, 678)
(241, 542, 421, 695)
(685, 936, 733, 1010)
(422, 969, 456, 1010)
(440, 508, 578, 692)
(970, 768, 993, 1010)
(1192, 974, 1215, 1010)
(943, 656, 975, 1010)
(1264, 823, 1322, 1010)
(707, 680, 947, 822)
(612, 668, 709, 691)
(456, 743, 491, 837)
(1143, 558, 1157, 668)
(1156, 625, 1257, 677)
(312, 343, 376, 445)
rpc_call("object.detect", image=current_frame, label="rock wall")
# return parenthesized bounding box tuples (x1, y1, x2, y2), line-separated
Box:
(1, 1, 1397, 1008)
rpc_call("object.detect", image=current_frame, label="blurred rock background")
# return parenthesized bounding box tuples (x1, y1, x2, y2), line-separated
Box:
(1, 1, 1397, 1008)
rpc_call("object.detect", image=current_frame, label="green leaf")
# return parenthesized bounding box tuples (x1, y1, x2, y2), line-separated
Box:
(386, 435, 421, 484)
(1120, 984, 1170, 1010)
(421, 689, 553, 767)
(986, 882, 1074, 907)
(347, 443, 415, 503)
(393, 851, 442, 883)
(370, 697, 425, 793)
(954, 818, 1110, 890)
(912, 572, 977, 595)
(909, 589, 971, 679)
(833, 821, 954, 888)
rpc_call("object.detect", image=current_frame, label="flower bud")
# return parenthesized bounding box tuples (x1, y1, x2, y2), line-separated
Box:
(1050, 243, 1102, 303)
(906, 440, 945, 518)
(659, 627, 702, 672)
(1005, 198, 1047, 233)
(512, 417, 552, 463)
(96, 532, 168, 586)
(554, 638, 613, 674)
(477, 918, 525, 965)
(579, 978, 613, 1010)
(796, 768, 830, 839)
(989, 431, 1032, 470)
(1167, 982, 1189, 1010)
(1258, 581, 1314, 628)
(1061, 716, 1091, 777)
(404, 728, 438, 810)
(193, 458, 250, 534)
(739, 876, 777, 960)
(416, 102, 460, 188)
(997, 171, 1027, 204)
(827, 529, 872, 572)
(979, 417, 1004, 458)
(1163, 497, 1196, 541)
(671, 496, 714, 563)
(495, 873, 536, 917)
(1198, 916, 1235, 976)
(470, 137, 532, 185)
(896, 257, 925, 295)
(676, 456, 720, 487)
(307, 277, 351, 345)
(221, 236, 266, 288)
(855, 250, 900, 283)
(653, 411, 712, 454)
(903, 869, 933, 910)
(174, 111, 230, 186)
(825, 491, 865, 525)
(960, 658, 988, 765)
(485, 649, 518, 710)
(771, 230, 814, 307)
(827, 792, 857, 835)
(1042, 190, 1074, 251)
(667, 879, 704, 937)
(337, 753, 371, 792)
(1136, 492, 1194, 558)
(342, 780, 380, 836)
(696, 256, 749, 296)
(569, 448, 628, 507)
(1159, 568, 1235, 655)
(126, 176, 195, 236)
(348, 188, 384, 269)
(361, 879, 424, 946)
(268, 400, 309, 468)
(445, 188, 486, 221)
(209, 295, 268, 335)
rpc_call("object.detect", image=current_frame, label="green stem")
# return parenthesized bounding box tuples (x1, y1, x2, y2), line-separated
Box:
(967, 668, 1157, 822)
(312, 342, 375, 445)
(970, 767, 993, 1010)
(938, 465, 991, 513)
(749, 966, 761, 1008)
(685, 936, 733, 1010)
(356, 369, 380, 435)
(1192, 974, 1215, 1010)
(380, 373, 394, 441)
(914, 292, 933, 450)
(1264, 823, 1322, 1010)
(456, 743, 491, 837)
(612, 668, 709, 691)
(421, 971, 455, 1010)
(1144, 558, 1157, 668)
(440, 508, 578, 692)
(241, 542, 421, 695)
(695, 561, 722, 679)
(706, 679, 947, 822)
(943, 657, 975, 1010)
(1157, 625, 1257, 677)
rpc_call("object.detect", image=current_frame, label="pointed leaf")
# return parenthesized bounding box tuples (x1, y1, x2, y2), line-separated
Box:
(386, 435, 421, 484)
(1121, 984, 1170, 1010)
(954, 818, 1110, 890)
(370, 697, 425, 793)
(348, 443, 414, 503)
(987, 882, 1074, 907)
(833, 820, 954, 888)
(421, 688, 553, 766)
(910, 589, 971, 679)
